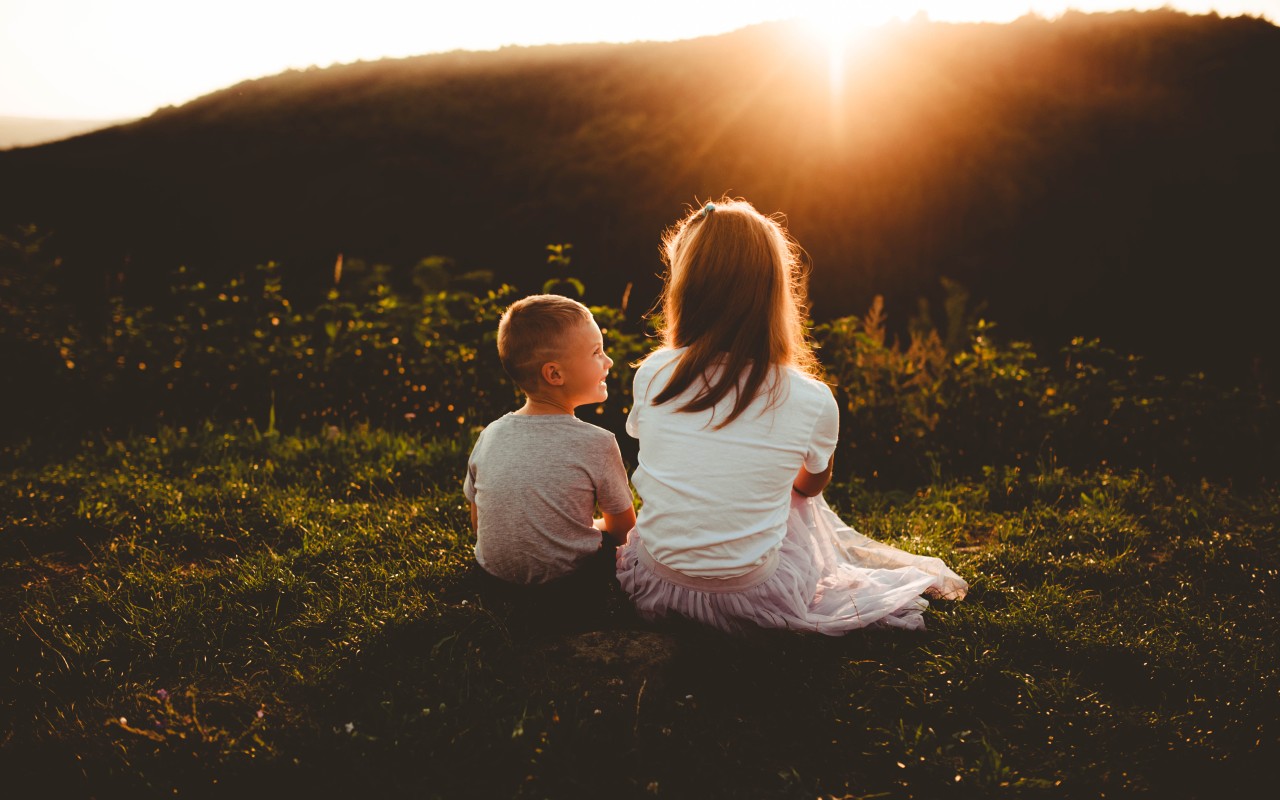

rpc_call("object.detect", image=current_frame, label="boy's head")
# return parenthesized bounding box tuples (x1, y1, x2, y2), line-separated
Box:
(498, 294, 599, 395)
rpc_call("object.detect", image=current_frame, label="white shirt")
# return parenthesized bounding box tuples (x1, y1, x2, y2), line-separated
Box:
(626, 347, 840, 578)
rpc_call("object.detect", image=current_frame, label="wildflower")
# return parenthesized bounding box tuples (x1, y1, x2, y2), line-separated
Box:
(156, 689, 169, 701)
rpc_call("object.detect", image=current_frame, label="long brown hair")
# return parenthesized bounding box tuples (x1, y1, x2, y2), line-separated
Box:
(645, 197, 819, 427)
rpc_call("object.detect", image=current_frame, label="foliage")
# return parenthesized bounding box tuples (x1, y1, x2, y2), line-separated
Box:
(542, 243, 584, 297)
(1, 424, 1276, 796)
(4, 233, 1275, 490)
(815, 285, 1278, 486)
(0, 225, 90, 430)
(0, 234, 649, 441)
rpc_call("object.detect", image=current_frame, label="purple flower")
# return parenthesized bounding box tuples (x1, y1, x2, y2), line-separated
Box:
(156, 689, 169, 701)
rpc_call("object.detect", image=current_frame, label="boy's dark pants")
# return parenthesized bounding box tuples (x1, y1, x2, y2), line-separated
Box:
(460, 536, 624, 634)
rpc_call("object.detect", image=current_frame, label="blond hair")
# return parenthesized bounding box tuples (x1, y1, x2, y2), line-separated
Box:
(647, 197, 819, 427)
(498, 294, 595, 392)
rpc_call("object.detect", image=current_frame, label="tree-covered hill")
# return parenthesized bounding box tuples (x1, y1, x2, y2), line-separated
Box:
(1, 9, 1277, 385)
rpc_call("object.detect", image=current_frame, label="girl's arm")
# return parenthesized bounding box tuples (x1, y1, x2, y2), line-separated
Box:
(793, 454, 834, 497)
(470, 501, 478, 533)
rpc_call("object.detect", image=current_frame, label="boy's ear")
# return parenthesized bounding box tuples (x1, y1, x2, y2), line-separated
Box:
(541, 361, 564, 386)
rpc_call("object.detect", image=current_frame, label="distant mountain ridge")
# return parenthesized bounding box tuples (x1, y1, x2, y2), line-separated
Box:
(1, 10, 1278, 385)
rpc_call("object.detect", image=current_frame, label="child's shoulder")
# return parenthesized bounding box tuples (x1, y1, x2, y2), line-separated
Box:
(472, 412, 513, 436)
(564, 416, 621, 446)
(633, 347, 681, 392)
(488, 412, 615, 442)
(783, 366, 837, 405)
(636, 346, 681, 373)
(527, 417, 620, 465)
(472, 415, 617, 468)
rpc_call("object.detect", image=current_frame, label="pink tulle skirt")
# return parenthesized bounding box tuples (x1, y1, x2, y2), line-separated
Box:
(616, 492, 968, 635)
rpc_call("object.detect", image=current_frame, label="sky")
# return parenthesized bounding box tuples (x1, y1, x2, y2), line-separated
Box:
(2, 0, 1277, 120)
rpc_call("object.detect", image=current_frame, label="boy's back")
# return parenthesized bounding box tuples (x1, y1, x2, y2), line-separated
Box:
(464, 412, 633, 584)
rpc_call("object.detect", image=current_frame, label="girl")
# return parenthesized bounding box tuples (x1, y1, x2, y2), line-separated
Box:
(617, 198, 967, 634)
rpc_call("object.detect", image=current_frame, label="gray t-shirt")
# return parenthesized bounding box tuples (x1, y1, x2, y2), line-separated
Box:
(463, 412, 633, 584)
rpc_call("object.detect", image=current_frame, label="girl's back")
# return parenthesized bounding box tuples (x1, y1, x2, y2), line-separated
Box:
(627, 347, 838, 579)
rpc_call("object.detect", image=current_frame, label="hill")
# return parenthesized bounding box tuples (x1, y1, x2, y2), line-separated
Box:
(0, 115, 136, 150)
(1, 10, 1278, 385)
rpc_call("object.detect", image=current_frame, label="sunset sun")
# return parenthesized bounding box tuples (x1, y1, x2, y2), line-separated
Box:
(797, 2, 898, 100)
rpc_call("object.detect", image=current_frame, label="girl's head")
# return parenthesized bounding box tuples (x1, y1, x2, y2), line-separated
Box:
(651, 197, 819, 425)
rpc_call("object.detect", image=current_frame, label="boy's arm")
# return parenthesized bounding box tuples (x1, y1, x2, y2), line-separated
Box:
(591, 432, 636, 545)
(462, 425, 485, 535)
(594, 507, 636, 546)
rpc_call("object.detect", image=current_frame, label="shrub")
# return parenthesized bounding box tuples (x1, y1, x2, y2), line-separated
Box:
(0, 234, 647, 440)
(815, 288, 1277, 485)
(3, 229, 1273, 485)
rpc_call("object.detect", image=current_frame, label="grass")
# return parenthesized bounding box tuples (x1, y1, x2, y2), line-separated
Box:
(1, 423, 1276, 798)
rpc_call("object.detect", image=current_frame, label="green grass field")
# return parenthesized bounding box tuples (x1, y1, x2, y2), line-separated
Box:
(2, 423, 1275, 798)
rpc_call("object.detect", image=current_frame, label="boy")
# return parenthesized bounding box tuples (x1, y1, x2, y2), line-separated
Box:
(463, 294, 636, 585)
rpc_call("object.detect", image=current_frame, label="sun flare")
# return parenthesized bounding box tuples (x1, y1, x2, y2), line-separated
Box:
(796, 2, 899, 100)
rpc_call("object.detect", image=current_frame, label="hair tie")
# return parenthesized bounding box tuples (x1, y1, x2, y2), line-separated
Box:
(699, 202, 716, 218)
